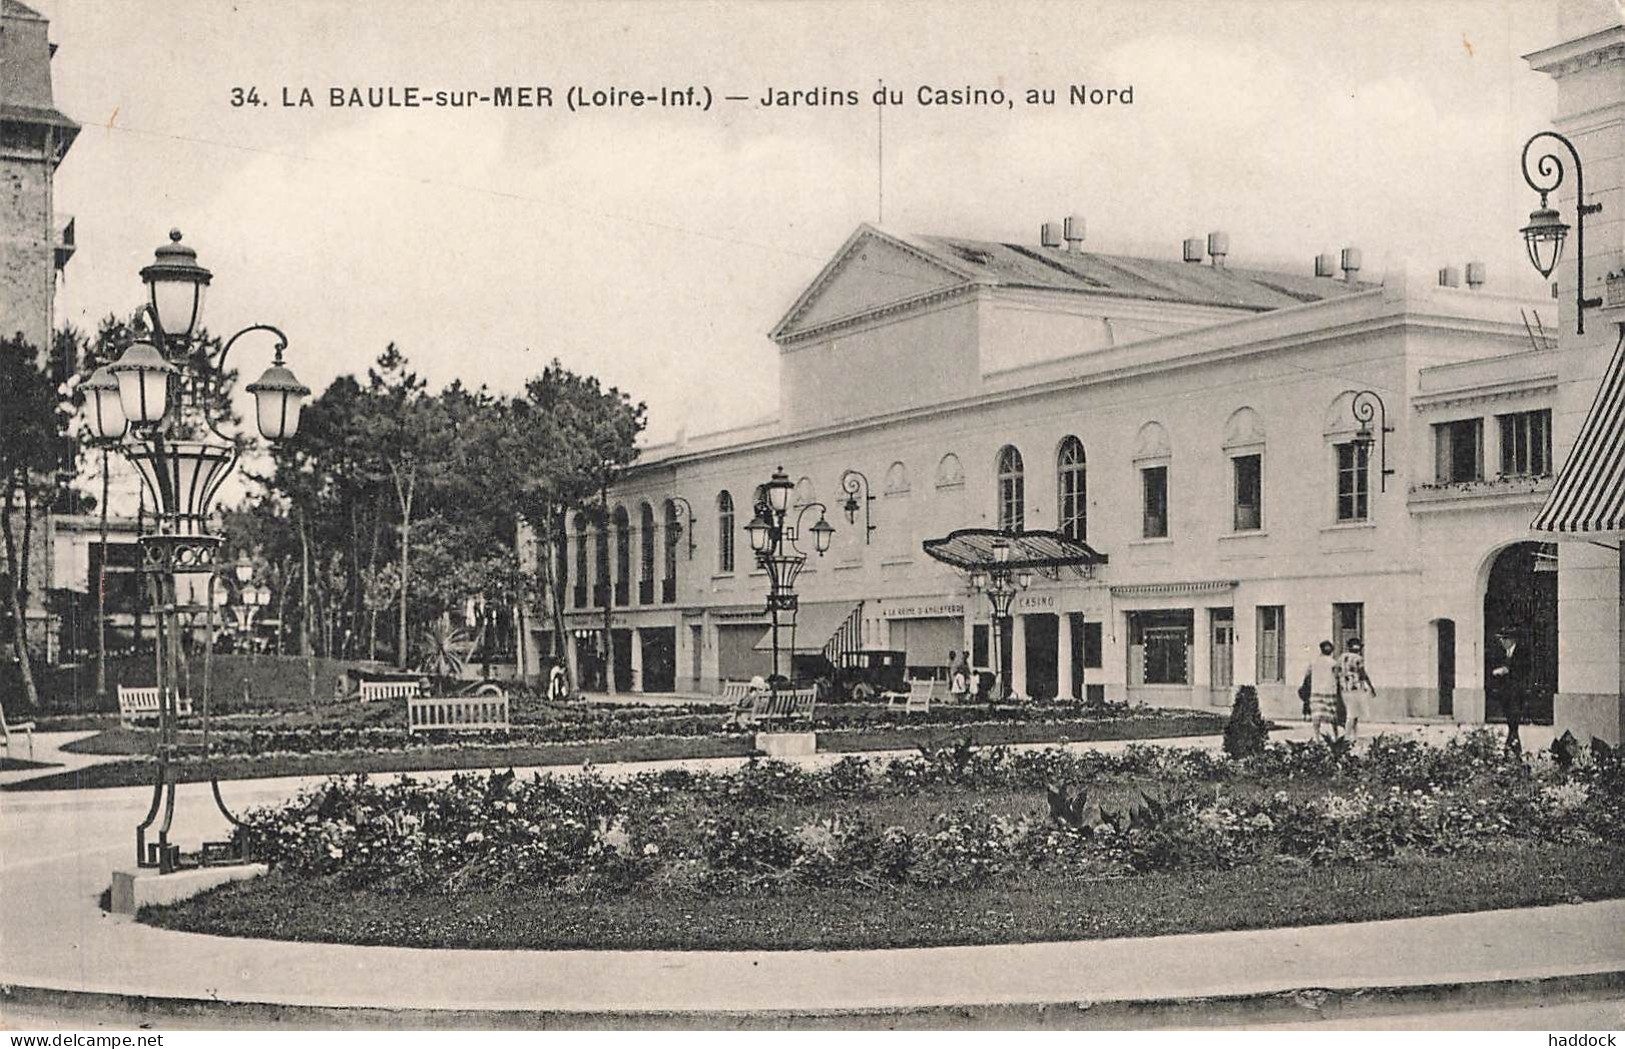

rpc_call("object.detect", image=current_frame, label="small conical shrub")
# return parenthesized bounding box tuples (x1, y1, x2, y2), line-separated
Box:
(1223, 684, 1269, 758)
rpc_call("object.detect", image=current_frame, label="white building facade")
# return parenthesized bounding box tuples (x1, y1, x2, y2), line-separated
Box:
(520, 220, 1589, 728)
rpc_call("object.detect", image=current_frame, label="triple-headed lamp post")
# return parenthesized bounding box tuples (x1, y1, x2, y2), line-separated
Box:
(744, 467, 834, 695)
(82, 230, 309, 873)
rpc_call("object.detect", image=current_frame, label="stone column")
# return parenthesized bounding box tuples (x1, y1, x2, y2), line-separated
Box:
(1103, 610, 1129, 704)
(1190, 608, 1211, 709)
(1011, 613, 1028, 697)
(630, 627, 644, 693)
(1056, 611, 1074, 700)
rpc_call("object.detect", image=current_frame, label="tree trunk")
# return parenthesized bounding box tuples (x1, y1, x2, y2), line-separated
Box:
(298, 509, 312, 658)
(96, 447, 108, 700)
(600, 481, 616, 696)
(537, 505, 575, 695)
(2, 483, 40, 711)
(392, 462, 416, 671)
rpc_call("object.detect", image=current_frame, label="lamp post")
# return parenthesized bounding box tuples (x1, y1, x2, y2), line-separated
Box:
(744, 466, 834, 696)
(84, 229, 308, 874)
(839, 469, 875, 543)
(1521, 130, 1603, 335)
(1346, 389, 1395, 493)
(969, 535, 1030, 702)
(81, 365, 128, 701)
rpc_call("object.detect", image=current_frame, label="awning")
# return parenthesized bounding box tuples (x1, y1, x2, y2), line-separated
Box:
(1533, 333, 1625, 536)
(922, 528, 1108, 575)
(753, 600, 862, 654)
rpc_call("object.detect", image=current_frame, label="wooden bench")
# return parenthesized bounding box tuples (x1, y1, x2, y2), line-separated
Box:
(407, 693, 510, 734)
(736, 687, 817, 727)
(1, 702, 34, 761)
(882, 678, 936, 713)
(117, 685, 193, 726)
(719, 680, 754, 704)
(359, 679, 422, 702)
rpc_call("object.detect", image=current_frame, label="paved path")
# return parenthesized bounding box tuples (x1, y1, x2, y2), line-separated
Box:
(1, 720, 1614, 1020)
(0, 731, 120, 789)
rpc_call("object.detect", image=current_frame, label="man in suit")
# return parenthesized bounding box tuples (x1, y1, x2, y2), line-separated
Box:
(1488, 626, 1531, 754)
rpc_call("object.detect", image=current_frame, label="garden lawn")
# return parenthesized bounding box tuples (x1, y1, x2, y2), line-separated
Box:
(137, 733, 1625, 951)
(7, 710, 1228, 792)
(148, 842, 1625, 951)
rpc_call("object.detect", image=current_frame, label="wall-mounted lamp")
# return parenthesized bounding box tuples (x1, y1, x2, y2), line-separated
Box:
(1521, 130, 1603, 335)
(1348, 389, 1395, 493)
(839, 469, 875, 543)
(667, 496, 696, 559)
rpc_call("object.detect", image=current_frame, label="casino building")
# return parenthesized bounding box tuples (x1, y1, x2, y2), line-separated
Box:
(519, 216, 1594, 728)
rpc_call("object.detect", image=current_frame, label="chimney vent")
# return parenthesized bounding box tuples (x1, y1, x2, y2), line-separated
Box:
(1340, 247, 1362, 282)
(1040, 222, 1062, 249)
(1206, 231, 1229, 267)
(1314, 253, 1337, 278)
(1063, 215, 1085, 253)
(1465, 261, 1486, 288)
(1183, 238, 1204, 264)
(1438, 266, 1461, 288)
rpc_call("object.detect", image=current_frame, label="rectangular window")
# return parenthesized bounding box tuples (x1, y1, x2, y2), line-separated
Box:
(1083, 621, 1102, 669)
(1233, 454, 1262, 531)
(1256, 605, 1285, 683)
(1129, 610, 1191, 685)
(1142, 465, 1169, 538)
(1333, 602, 1364, 655)
(1498, 409, 1553, 477)
(1335, 442, 1369, 522)
(1433, 418, 1484, 483)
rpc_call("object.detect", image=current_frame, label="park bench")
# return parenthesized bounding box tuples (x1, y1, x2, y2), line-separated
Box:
(406, 693, 510, 734)
(117, 685, 193, 726)
(719, 680, 754, 704)
(882, 678, 936, 713)
(358, 679, 422, 703)
(734, 686, 817, 728)
(1, 702, 34, 761)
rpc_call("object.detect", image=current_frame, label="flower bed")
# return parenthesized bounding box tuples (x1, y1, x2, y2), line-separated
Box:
(218, 732, 1620, 897)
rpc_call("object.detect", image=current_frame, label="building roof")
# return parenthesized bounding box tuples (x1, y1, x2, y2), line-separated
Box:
(898, 232, 1378, 312)
(1, 0, 78, 136)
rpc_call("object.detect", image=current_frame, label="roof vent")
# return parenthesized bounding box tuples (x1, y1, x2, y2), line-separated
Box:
(1314, 253, 1337, 278)
(1183, 238, 1204, 264)
(1340, 247, 1362, 282)
(1206, 231, 1229, 268)
(1063, 215, 1085, 253)
(1438, 266, 1461, 288)
(1040, 222, 1062, 249)
(1465, 261, 1486, 289)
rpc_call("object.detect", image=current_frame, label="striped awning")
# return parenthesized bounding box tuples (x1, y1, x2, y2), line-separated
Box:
(1532, 333, 1625, 536)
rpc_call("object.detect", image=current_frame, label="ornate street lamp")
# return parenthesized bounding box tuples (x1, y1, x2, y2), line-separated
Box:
(1347, 389, 1395, 493)
(1521, 130, 1603, 335)
(749, 466, 835, 698)
(839, 468, 875, 543)
(103, 229, 308, 874)
(969, 533, 1029, 702)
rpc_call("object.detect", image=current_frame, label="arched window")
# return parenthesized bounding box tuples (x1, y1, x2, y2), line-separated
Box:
(662, 499, 680, 602)
(997, 445, 1024, 531)
(884, 461, 910, 495)
(1057, 436, 1086, 541)
(639, 503, 656, 604)
(594, 513, 610, 606)
(717, 491, 735, 573)
(612, 506, 631, 606)
(572, 515, 588, 609)
(936, 453, 964, 489)
(794, 476, 816, 506)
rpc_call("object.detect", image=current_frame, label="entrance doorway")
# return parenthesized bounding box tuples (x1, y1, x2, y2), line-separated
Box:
(1210, 609, 1234, 705)
(1024, 613, 1058, 700)
(640, 627, 675, 693)
(1436, 619, 1455, 716)
(1483, 542, 1557, 724)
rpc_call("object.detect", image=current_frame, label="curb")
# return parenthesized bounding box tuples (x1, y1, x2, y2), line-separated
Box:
(6, 969, 1625, 1030)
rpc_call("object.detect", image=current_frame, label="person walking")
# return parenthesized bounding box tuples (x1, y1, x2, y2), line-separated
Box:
(1299, 640, 1342, 741)
(947, 649, 971, 704)
(1338, 637, 1377, 742)
(1488, 626, 1530, 754)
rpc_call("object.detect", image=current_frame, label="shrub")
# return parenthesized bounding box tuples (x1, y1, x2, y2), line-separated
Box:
(1223, 685, 1269, 758)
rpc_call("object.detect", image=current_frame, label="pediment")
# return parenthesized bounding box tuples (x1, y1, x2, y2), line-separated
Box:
(771, 226, 975, 341)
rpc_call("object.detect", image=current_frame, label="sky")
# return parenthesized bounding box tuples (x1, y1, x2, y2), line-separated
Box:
(36, 0, 1564, 448)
